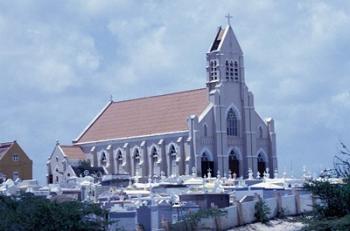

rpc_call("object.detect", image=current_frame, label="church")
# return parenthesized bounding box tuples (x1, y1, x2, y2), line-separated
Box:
(48, 20, 277, 183)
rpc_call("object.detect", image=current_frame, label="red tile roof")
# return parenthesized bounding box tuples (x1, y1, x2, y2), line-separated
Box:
(0, 141, 14, 159)
(76, 88, 208, 143)
(60, 145, 85, 160)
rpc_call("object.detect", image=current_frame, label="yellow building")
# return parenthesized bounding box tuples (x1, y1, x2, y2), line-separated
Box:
(0, 141, 32, 180)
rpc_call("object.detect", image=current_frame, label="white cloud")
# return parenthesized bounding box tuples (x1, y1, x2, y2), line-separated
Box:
(1, 0, 350, 182)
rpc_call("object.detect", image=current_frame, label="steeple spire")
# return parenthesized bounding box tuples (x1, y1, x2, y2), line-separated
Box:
(206, 19, 245, 90)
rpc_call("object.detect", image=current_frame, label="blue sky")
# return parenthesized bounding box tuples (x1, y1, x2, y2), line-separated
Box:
(1, 1, 350, 183)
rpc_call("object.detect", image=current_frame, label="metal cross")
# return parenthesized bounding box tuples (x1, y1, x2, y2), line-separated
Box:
(225, 13, 232, 25)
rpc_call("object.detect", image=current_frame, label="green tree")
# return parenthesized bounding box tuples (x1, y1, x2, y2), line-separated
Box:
(254, 199, 270, 224)
(0, 193, 108, 231)
(302, 142, 350, 230)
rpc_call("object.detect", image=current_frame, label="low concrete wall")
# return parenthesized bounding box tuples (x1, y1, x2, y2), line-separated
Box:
(197, 192, 313, 230)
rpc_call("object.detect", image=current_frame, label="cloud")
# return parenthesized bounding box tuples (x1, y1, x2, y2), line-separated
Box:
(1, 1, 350, 182)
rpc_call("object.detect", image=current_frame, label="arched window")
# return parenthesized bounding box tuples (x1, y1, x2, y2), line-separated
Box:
(209, 60, 219, 80)
(101, 152, 107, 166)
(134, 149, 140, 164)
(117, 150, 123, 165)
(169, 145, 177, 176)
(203, 124, 208, 137)
(169, 145, 176, 159)
(234, 61, 239, 80)
(225, 60, 230, 79)
(259, 127, 263, 138)
(133, 149, 141, 176)
(227, 108, 239, 136)
(152, 147, 158, 163)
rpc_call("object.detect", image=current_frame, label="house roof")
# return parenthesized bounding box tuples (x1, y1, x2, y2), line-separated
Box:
(60, 145, 85, 160)
(0, 141, 14, 160)
(75, 88, 209, 143)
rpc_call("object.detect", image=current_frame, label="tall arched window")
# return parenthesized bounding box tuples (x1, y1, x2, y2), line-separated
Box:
(117, 150, 123, 164)
(227, 108, 239, 136)
(203, 124, 208, 137)
(116, 150, 123, 173)
(133, 149, 140, 175)
(259, 127, 263, 138)
(151, 147, 159, 176)
(152, 147, 158, 162)
(169, 145, 177, 176)
(134, 149, 140, 163)
(101, 152, 107, 166)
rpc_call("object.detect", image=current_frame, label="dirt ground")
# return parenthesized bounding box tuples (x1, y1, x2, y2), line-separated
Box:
(228, 218, 305, 231)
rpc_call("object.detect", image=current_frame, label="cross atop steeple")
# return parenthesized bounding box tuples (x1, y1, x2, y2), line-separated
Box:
(225, 13, 232, 25)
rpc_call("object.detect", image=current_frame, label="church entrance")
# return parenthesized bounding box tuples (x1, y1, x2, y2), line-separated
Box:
(201, 152, 214, 178)
(229, 150, 240, 177)
(257, 153, 266, 178)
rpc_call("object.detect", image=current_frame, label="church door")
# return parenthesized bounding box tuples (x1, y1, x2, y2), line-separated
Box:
(229, 150, 240, 177)
(257, 153, 266, 177)
(201, 153, 214, 178)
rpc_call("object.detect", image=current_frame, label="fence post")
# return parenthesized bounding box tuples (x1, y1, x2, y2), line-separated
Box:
(235, 201, 243, 226)
(294, 189, 301, 214)
(276, 191, 282, 217)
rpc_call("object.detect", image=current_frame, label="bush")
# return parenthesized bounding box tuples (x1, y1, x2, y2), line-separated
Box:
(304, 180, 350, 218)
(170, 208, 227, 231)
(254, 199, 270, 224)
(0, 193, 108, 231)
(302, 214, 350, 231)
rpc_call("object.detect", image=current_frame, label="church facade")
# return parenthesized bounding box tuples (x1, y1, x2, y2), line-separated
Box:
(69, 23, 277, 180)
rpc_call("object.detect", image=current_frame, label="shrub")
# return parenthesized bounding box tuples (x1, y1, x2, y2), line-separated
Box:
(304, 180, 350, 218)
(254, 199, 271, 224)
(0, 193, 108, 231)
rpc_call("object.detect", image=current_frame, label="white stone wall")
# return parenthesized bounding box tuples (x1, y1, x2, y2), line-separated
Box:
(197, 193, 314, 230)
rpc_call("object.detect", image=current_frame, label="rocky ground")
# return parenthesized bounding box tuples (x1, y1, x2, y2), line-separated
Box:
(228, 217, 305, 231)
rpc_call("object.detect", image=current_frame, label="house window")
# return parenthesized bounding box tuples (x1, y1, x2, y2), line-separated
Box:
(12, 171, 19, 180)
(227, 108, 239, 136)
(12, 154, 19, 161)
(56, 157, 59, 162)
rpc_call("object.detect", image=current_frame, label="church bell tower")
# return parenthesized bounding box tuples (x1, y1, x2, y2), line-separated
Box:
(206, 15, 244, 92)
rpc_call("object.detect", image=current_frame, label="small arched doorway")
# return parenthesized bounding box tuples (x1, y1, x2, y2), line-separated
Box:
(201, 152, 214, 178)
(257, 153, 266, 177)
(229, 150, 240, 177)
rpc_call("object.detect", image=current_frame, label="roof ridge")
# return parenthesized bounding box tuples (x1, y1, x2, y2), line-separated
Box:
(0, 141, 15, 146)
(60, 144, 81, 148)
(112, 87, 206, 104)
